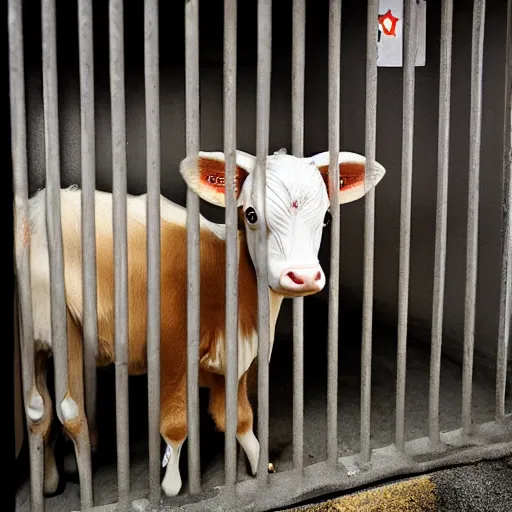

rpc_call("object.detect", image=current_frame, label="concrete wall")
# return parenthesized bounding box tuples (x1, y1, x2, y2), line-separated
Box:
(23, 0, 510, 370)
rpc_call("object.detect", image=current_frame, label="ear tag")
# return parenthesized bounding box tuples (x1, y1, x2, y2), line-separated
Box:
(162, 444, 172, 468)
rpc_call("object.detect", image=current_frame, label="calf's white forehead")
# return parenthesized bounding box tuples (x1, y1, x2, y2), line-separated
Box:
(264, 154, 329, 216)
(248, 154, 329, 262)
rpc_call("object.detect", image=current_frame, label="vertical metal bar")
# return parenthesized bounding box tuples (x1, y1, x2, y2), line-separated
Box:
(496, 0, 512, 422)
(185, 0, 201, 495)
(75, 2, 97, 507)
(429, 0, 454, 447)
(360, 0, 378, 466)
(42, 0, 69, 426)
(291, 0, 305, 474)
(462, 0, 486, 436)
(41, 5, 97, 504)
(144, 0, 161, 504)
(396, 0, 416, 452)
(256, 0, 272, 485)
(109, 0, 131, 502)
(327, 0, 341, 467)
(9, 2, 45, 510)
(78, 0, 99, 452)
(224, 0, 239, 491)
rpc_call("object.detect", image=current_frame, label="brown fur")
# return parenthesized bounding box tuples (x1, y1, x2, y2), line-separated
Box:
(56, 198, 275, 454)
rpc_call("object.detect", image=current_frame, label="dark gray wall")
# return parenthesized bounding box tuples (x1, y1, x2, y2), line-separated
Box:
(23, 1, 510, 370)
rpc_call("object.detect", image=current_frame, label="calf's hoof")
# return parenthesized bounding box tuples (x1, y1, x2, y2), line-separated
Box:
(43, 470, 62, 496)
(237, 430, 260, 476)
(161, 471, 182, 497)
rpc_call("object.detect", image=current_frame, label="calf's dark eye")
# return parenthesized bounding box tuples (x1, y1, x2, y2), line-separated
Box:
(245, 207, 258, 224)
(323, 210, 332, 227)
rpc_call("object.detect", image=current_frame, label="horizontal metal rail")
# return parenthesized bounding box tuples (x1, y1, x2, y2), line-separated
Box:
(72, 419, 512, 512)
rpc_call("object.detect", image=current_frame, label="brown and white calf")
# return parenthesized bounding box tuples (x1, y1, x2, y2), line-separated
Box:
(21, 149, 385, 497)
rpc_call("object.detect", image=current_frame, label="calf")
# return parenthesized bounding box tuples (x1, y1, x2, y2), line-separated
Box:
(21, 149, 385, 497)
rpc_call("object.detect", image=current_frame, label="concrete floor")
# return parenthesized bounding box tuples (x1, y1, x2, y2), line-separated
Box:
(280, 458, 512, 511)
(15, 298, 512, 511)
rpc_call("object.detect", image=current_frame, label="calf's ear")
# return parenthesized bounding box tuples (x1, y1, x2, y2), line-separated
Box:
(179, 150, 256, 208)
(308, 151, 386, 204)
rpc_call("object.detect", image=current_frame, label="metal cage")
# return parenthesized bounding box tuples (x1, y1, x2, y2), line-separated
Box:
(10, 1, 512, 511)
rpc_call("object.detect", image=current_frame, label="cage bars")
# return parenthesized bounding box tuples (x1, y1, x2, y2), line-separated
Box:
(224, 0, 239, 492)
(327, 0, 342, 468)
(184, 0, 202, 495)
(109, 0, 131, 503)
(255, 0, 272, 485)
(396, 0, 417, 452)
(429, 0, 454, 448)
(144, 0, 162, 504)
(359, 0, 379, 466)
(78, 0, 99, 469)
(291, 0, 306, 474)
(496, 0, 512, 422)
(462, 0, 486, 436)
(9, 1, 45, 510)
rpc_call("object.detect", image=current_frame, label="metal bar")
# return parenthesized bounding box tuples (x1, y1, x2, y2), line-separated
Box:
(185, 0, 201, 495)
(395, 0, 417, 452)
(109, 0, 131, 502)
(291, 0, 305, 474)
(360, 0, 378, 466)
(78, 0, 99, 450)
(224, 0, 239, 491)
(256, 0, 272, 485)
(429, 0, 454, 447)
(144, 0, 161, 504)
(496, 0, 512, 422)
(41, 5, 96, 504)
(9, 7, 45, 510)
(327, 0, 341, 467)
(42, 0, 69, 425)
(462, 0, 486, 436)
(9, 0, 35, 432)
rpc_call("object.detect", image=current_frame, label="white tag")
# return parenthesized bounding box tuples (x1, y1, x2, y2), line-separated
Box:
(162, 445, 171, 468)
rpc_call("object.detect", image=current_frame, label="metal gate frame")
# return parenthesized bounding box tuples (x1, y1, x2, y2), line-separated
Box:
(9, 1, 512, 511)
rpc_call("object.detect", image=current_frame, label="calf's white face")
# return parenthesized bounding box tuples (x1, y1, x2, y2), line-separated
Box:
(180, 149, 386, 297)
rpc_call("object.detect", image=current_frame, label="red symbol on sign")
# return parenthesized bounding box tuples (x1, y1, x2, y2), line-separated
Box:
(378, 9, 399, 37)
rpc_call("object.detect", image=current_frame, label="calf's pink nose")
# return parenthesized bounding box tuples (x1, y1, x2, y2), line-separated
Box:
(279, 267, 324, 294)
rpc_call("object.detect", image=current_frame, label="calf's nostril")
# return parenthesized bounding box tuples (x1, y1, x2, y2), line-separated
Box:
(287, 271, 304, 285)
(315, 271, 321, 282)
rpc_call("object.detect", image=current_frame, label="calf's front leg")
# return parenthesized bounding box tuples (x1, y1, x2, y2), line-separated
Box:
(160, 375, 188, 497)
(208, 371, 260, 476)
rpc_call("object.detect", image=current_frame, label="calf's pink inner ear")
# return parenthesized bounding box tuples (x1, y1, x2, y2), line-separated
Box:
(198, 156, 249, 198)
(318, 161, 366, 196)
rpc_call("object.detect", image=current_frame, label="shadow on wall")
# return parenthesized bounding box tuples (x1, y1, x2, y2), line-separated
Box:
(23, 0, 510, 372)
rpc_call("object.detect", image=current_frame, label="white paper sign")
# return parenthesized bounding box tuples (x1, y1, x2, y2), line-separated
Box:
(377, 0, 427, 67)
